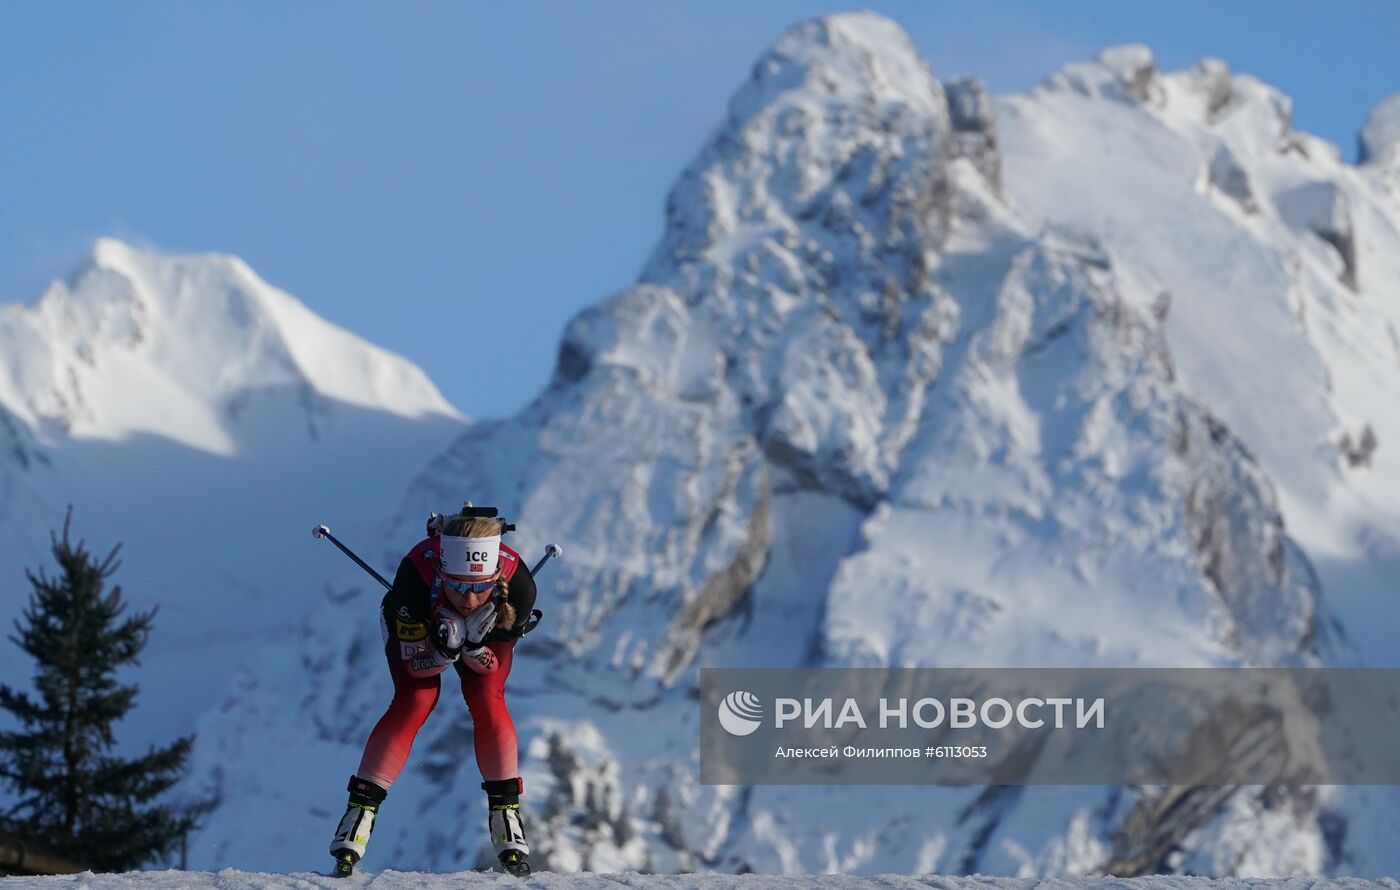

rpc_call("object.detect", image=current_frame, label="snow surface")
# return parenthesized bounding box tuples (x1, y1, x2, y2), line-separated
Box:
(3, 876, 1400, 890)
(7, 10, 1400, 883)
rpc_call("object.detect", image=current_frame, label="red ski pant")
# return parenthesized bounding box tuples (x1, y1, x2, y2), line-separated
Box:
(356, 638, 518, 789)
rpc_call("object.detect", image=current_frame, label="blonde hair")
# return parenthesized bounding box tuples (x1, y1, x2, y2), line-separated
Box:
(442, 513, 505, 539)
(441, 509, 516, 630)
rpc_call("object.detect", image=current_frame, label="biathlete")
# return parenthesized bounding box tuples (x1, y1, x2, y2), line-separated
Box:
(328, 504, 538, 877)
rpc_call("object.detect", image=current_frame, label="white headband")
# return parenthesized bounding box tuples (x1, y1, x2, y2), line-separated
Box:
(439, 534, 500, 576)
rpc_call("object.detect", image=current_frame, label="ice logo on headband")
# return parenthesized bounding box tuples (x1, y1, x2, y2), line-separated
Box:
(439, 534, 500, 576)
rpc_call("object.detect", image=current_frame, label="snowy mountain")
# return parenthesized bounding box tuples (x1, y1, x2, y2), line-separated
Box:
(0, 239, 465, 750)
(17, 10, 1400, 880)
(0, 238, 454, 451)
(185, 12, 1400, 878)
(998, 48, 1400, 667)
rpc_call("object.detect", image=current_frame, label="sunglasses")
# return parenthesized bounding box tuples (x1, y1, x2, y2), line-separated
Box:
(442, 575, 496, 595)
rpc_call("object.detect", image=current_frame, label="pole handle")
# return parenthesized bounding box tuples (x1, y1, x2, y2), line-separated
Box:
(530, 543, 563, 577)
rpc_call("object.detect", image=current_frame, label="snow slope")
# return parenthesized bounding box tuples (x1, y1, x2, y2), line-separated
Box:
(0, 239, 465, 749)
(4, 873, 1400, 890)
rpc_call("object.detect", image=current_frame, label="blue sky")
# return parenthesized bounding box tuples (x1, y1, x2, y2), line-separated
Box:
(2, 1, 1396, 419)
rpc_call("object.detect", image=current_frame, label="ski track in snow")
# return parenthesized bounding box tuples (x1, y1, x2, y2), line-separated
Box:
(4, 874, 1400, 890)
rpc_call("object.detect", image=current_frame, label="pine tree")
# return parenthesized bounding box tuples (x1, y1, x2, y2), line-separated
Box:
(0, 509, 197, 872)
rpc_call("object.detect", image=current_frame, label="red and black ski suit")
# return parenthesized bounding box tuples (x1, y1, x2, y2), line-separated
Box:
(355, 537, 537, 788)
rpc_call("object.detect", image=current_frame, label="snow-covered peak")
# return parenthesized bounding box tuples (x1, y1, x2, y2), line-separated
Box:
(0, 239, 459, 453)
(1359, 92, 1400, 167)
(1000, 43, 1400, 654)
(729, 12, 945, 124)
(643, 13, 952, 296)
(1036, 44, 1160, 104)
(1035, 47, 1300, 161)
(452, 18, 1326, 684)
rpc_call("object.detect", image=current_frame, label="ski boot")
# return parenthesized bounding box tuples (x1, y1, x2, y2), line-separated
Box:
(329, 775, 388, 877)
(483, 777, 531, 876)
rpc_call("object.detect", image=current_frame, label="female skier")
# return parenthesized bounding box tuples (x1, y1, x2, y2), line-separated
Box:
(329, 506, 538, 877)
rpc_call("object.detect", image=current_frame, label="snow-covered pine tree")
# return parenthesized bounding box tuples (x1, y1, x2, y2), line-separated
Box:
(0, 509, 196, 872)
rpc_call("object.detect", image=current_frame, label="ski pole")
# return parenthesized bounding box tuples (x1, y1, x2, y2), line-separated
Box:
(315, 524, 561, 589)
(312, 525, 392, 591)
(518, 544, 561, 638)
